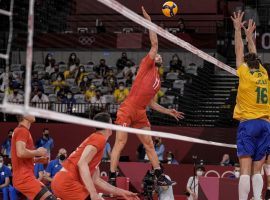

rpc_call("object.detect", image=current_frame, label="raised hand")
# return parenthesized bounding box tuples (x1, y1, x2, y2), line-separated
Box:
(142, 6, 151, 21)
(243, 19, 256, 38)
(231, 11, 245, 31)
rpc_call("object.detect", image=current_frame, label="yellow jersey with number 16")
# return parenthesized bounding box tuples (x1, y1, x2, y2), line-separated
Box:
(233, 63, 270, 121)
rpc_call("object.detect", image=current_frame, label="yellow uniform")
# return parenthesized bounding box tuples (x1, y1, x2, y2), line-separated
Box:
(233, 63, 269, 120)
(113, 89, 129, 103)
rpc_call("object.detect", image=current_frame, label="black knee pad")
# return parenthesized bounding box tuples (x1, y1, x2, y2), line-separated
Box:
(44, 194, 58, 200)
(34, 186, 57, 200)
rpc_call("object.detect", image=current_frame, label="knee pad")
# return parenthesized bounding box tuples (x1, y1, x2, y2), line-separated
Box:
(34, 186, 51, 200)
(44, 194, 58, 200)
(265, 164, 270, 176)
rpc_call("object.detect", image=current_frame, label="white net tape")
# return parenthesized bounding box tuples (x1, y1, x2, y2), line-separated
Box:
(0, 0, 238, 149)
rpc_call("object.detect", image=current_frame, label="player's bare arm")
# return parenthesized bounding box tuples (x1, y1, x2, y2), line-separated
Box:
(243, 19, 257, 54)
(77, 145, 102, 200)
(231, 11, 245, 68)
(142, 6, 158, 60)
(149, 99, 184, 121)
(93, 168, 139, 200)
(16, 141, 47, 158)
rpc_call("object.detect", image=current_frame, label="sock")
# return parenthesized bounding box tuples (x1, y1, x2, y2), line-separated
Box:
(154, 168, 163, 178)
(252, 174, 263, 200)
(109, 171, 116, 179)
(239, 175, 250, 200)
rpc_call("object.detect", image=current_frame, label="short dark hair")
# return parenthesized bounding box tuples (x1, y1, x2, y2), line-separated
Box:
(93, 112, 111, 131)
(244, 53, 260, 69)
(263, 63, 270, 80)
(196, 166, 205, 171)
(16, 115, 24, 122)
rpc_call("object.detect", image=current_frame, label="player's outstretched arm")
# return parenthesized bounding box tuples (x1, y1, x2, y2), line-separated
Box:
(243, 19, 257, 54)
(149, 99, 184, 121)
(16, 141, 47, 158)
(93, 168, 139, 200)
(231, 11, 245, 68)
(142, 6, 158, 60)
(77, 145, 102, 200)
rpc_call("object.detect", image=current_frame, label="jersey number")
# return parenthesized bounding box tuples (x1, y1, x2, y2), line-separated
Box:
(255, 87, 268, 104)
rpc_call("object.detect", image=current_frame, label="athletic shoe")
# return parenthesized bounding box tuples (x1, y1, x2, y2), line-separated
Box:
(108, 177, 116, 187)
(157, 174, 176, 186)
(265, 189, 270, 200)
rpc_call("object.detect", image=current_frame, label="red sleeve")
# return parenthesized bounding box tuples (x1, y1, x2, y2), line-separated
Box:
(139, 54, 155, 72)
(15, 128, 29, 143)
(87, 133, 106, 152)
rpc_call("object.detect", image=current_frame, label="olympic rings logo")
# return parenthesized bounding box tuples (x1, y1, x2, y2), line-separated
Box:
(78, 36, 95, 45)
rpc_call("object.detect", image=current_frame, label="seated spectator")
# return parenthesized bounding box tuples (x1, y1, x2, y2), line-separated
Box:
(166, 151, 179, 165)
(45, 53, 56, 75)
(68, 52, 80, 67)
(124, 69, 134, 86)
(85, 84, 96, 102)
(79, 75, 90, 93)
(64, 64, 78, 80)
(50, 64, 60, 81)
(154, 137, 165, 161)
(7, 88, 23, 103)
(52, 74, 66, 93)
(178, 18, 186, 33)
(44, 148, 68, 185)
(36, 128, 54, 158)
(0, 156, 17, 200)
(1, 130, 13, 158)
(136, 143, 146, 162)
(95, 59, 109, 77)
(220, 154, 234, 166)
(34, 163, 44, 180)
(102, 142, 111, 162)
(62, 91, 76, 113)
(75, 65, 88, 85)
(91, 89, 106, 114)
(185, 63, 198, 75)
(31, 72, 43, 90)
(186, 166, 205, 200)
(116, 52, 134, 72)
(154, 90, 165, 103)
(113, 82, 129, 103)
(31, 89, 49, 103)
(106, 77, 117, 93)
(105, 69, 117, 84)
(170, 54, 184, 73)
(0, 66, 9, 92)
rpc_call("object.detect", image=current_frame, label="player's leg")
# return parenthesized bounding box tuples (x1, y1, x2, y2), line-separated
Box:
(109, 131, 128, 185)
(264, 157, 270, 200)
(33, 186, 57, 200)
(137, 128, 175, 186)
(239, 156, 252, 200)
(252, 157, 266, 200)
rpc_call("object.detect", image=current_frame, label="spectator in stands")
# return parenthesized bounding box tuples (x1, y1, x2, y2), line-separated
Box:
(44, 148, 68, 185)
(113, 82, 129, 103)
(95, 59, 109, 77)
(36, 128, 54, 158)
(124, 69, 134, 86)
(7, 88, 23, 103)
(166, 151, 179, 165)
(96, 19, 106, 33)
(105, 69, 117, 84)
(34, 163, 44, 180)
(1, 129, 13, 158)
(64, 64, 78, 80)
(62, 91, 76, 113)
(154, 90, 165, 103)
(169, 54, 184, 74)
(154, 137, 165, 161)
(50, 64, 60, 81)
(45, 53, 55, 74)
(185, 63, 198, 76)
(116, 52, 133, 72)
(75, 65, 88, 85)
(31, 89, 49, 103)
(85, 84, 96, 102)
(220, 154, 234, 166)
(52, 73, 66, 93)
(0, 156, 18, 200)
(31, 72, 43, 90)
(67, 52, 80, 67)
(177, 18, 186, 33)
(186, 166, 205, 200)
(0, 66, 9, 92)
(91, 89, 105, 105)
(102, 142, 111, 162)
(136, 143, 146, 162)
(79, 75, 90, 93)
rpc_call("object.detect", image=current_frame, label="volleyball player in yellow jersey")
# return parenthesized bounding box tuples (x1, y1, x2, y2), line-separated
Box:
(231, 11, 270, 200)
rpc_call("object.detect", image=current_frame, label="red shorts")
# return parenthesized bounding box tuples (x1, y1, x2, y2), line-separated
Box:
(51, 171, 89, 200)
(13, 176, 44, 200)
(115, 101, 150, 129)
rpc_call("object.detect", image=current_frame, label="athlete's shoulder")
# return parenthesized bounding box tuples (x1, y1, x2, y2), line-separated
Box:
(237, 63, 249, 77)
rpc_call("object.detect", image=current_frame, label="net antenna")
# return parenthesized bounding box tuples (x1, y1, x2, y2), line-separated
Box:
(0, 0, 238, 149)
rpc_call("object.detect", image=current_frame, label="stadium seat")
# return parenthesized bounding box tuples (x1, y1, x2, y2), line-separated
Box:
(33, 64, 45, 72)
(99, 86, 109, 94)
(92, 79, 103, 87)
(87, 73, 96, 80)
(48, 94, 57, 102)
(10, 64, 22, 72)
(160, 95, 175, 105)
(66, 78, 76, 87)
(103, 95, 115, 103)
(166, 72, 179, 80)
(70, 86, 80, 94)
(117, 79, 127, 85)
(44, 86, 55, 94)
(84, 64, 94, 72)
(74, 94, 85, 103)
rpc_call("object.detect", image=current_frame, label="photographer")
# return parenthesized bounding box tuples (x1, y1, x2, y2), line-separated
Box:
(186, 166, 205, 200)
(154, 137, 165, 162)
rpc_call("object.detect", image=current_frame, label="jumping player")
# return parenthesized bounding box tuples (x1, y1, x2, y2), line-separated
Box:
(51, 113, 139, 200)
(109, 7, 184, 186)
(231, 12, 270, 200)
(11, 115, 57, 200)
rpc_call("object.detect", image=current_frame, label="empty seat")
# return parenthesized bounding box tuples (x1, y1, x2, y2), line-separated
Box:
(166, 72, 179, 80)
(103, 95, 115, 103)
(84, 65, 94, 72)
(99, 86, 109, 94)
(74, 94, 85, 103)
(92, 79, 103, 87)
(10, 64, 21, 72)
(70, 86, 80, 94)
(48, 94, 57, 102)
(44, 86, 55, 94)
(160, 96, 175, 105)
(66, 78, 76, 86)
(33, 64, 45, 72)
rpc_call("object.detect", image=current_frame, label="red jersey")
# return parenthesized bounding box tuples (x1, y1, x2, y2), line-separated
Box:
(62, 132, 106, 183)
(126, 54, 161, 108)
(11, 125, 35, 183)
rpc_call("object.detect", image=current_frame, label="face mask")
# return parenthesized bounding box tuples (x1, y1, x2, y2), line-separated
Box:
(196, 171, 203, 176)
(83, 78, 88, 82)
(167, 157, 172, 161)
(57, 77, 62, 81)
(80, 68, 84, 72)
(67, 94, 72, 99)
(44, 133, 49, 138)
(0, 163, 3, 168)
(48, 56, 52, 60)
(59, 154, 66, 161)
(109, 79, 114, 83)
(119, 86, 124, 90)
(71, 55, 75, 59)
(173, 57, 178, 61)
(234, 171, 240, 178)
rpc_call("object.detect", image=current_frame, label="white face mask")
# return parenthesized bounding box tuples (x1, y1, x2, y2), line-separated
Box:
(167, 157, 172, 161)
(57, 77, 62, 81)
(196, 171, 203, 176)
(234, 171, 240, 178)
(119, 86, 124, 90)
(83, 78, 88, 82)
(67, 94, 72, 99)
(80, 68, 84, 72)
(0, 163, 3, 168)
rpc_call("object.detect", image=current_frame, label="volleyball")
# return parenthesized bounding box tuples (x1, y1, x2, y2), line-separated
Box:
(162, 1, 178, 17)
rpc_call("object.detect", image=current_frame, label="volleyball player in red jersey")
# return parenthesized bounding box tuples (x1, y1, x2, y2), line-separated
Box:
(11, 115, 58, 200)
(51, 113, 139, 200)
(109, 7, 184, 186)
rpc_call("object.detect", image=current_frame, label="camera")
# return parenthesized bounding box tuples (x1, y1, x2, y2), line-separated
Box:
(142, 170, 157, 200)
